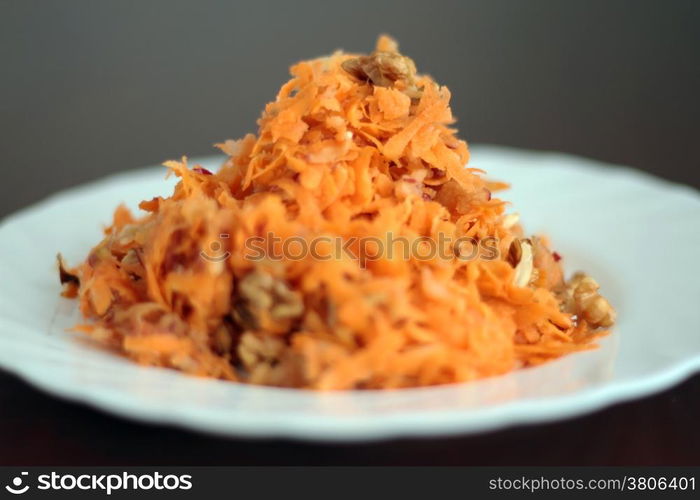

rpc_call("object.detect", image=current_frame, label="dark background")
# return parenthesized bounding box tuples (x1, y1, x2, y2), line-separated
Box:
(1, 0, 699, 465)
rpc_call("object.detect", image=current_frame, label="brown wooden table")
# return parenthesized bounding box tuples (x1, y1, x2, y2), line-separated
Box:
(1, 369, 698, 465)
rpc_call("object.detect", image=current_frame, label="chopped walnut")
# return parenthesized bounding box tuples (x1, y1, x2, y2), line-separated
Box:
(508, 238, 534, 288)
(212, 321, 234, 355)
(57, 253, 80, 298)
(233, 269, 304, 330)
(561, 272, 616, 328)
(57, 253, 79, 287)
(341, 42, 422, 98)
(237, 332, 303, 386)
(237, 332, 285, 370)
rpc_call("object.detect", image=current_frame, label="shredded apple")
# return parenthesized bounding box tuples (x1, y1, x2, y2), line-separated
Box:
(59, 36, 614, 389)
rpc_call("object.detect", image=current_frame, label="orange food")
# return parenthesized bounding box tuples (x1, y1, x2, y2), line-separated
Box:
(59, 36, 614, 389)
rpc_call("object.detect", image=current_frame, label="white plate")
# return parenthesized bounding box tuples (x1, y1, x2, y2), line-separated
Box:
(0, 145, 699, 442)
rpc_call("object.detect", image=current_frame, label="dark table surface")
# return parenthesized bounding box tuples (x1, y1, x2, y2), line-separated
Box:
(1, 369, 699, 465)
(1, 0, 699, 466)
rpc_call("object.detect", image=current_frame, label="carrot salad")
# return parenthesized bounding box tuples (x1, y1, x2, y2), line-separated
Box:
(59, 36, 614, 389)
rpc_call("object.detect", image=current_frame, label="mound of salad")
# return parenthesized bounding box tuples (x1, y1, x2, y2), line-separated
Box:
(59, 36, 615, 390)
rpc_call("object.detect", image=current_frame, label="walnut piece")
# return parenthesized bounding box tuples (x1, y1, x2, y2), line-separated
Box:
(237, 332, 285, 370)
(233, 269, 303, 330)
(57, 253, 80, 298)
(508, 238, 534, 288)
(341, 44, 421, 98)
(57, 253, 79, 287)
(562, 272, 616, 328)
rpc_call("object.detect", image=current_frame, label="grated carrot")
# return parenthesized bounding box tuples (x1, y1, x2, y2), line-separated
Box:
(58, 36, 614, 389)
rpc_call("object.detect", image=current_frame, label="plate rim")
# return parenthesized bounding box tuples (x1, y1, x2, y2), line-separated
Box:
(1, 146, 699, 442)
(1, 342, 699, 442)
